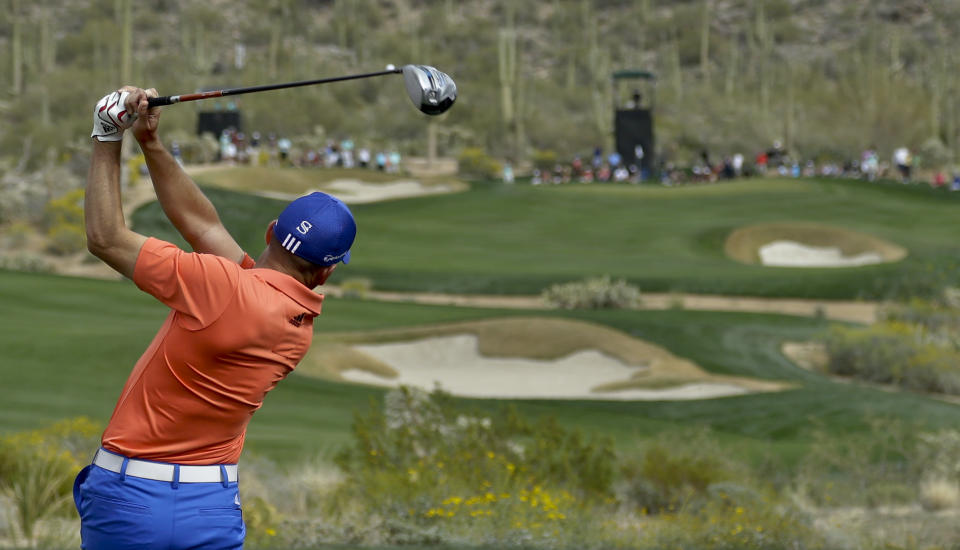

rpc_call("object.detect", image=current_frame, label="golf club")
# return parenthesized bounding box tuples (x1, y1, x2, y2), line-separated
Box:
(146, 64, 457, 116)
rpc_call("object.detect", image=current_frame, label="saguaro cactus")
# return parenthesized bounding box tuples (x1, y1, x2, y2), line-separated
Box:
(700, 0, 711, 88)
(11, 0, 23, 95)
(498, 1, 525, 158)
(118, 0, 132, 84)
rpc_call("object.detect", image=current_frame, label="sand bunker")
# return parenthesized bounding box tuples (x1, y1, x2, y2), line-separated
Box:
(759, 241, 885, 267)
(339, 334, 751, 401)
(304, 318, 788, 401)
(726, 223, 907, 268)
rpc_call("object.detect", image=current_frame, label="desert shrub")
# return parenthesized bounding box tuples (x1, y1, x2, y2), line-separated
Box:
(636, 445, 731, 511)
(618, 430, 742, 516)
(530, 149, 558, 172)
(1, 164, 81, 225)
(46, 223, 86, 256)
(331, 386, 615, 546)
(821, 321, 960, 395)
(231, 452, 348, 549)
(795, 418, 921, 508)
(914, 428, 960, 512)
(918, 137, 952, 170)
(457, 147, 502, 180)
(339, 277, 373, 299)
(171, 133, 220, 164)
(881, 294, 960, 331)
(0, 253, 53, 273)
(44, 188, 86, 255)
(0, 418, 101, 546)
(1, 220, 34, 248)
(916, 429, 960, 481)
(918, 477, 959, 511)
(637, 496, 826, 550)
(542, 275, 640, 309)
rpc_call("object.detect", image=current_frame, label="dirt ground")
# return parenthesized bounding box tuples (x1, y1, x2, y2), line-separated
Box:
(330, 288, 878, 324)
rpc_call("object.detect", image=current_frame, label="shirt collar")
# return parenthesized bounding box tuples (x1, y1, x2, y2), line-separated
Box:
(251, 269, 324, 315)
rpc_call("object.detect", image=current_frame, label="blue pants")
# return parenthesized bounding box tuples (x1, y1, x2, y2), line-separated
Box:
(73, 460, 245, 550)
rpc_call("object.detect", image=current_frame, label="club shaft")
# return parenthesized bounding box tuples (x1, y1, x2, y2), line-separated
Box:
(148, 68, 403, 107)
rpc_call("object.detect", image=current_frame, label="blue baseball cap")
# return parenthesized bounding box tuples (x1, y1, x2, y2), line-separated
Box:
(275, 192, 356, 266)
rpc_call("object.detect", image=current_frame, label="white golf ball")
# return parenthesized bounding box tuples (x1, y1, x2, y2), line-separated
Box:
(385, 64, 396, 71)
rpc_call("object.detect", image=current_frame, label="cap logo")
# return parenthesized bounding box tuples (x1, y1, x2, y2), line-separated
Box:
(323, 251, 347, 263)
(281, 233, 302, 254)
(296, 220, 313, 235)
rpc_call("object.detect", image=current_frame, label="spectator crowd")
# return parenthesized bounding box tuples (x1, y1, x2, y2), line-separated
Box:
(208, 128, 404, 173)
(526, 141, 960, 191)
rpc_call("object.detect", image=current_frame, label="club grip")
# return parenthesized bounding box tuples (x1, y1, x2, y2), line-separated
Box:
(147, 96, 175, 107)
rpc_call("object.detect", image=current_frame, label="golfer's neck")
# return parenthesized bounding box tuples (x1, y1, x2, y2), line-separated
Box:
(254, 249, 313, 289)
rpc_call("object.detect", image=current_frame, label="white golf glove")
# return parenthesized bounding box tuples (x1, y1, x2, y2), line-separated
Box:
(91, 91, 137, 142)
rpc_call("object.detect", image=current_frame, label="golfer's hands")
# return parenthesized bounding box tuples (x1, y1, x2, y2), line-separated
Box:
(120, 86, 162, 144)
(91, 90, 137, 142)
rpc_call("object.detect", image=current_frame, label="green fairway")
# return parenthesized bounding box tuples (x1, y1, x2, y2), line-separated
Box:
(4, 269, 959, 465)
(133, 174, 960, 299)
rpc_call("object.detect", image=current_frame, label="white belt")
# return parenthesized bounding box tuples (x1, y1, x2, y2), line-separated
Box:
(93, 449, 238, 483)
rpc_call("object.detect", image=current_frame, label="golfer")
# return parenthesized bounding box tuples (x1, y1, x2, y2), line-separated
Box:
(75, 86, 356, 549)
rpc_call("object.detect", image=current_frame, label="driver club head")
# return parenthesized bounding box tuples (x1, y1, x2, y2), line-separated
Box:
(402, 64, 457, 116)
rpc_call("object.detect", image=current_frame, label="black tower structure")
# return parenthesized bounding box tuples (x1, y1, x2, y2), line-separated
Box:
(612, 70, 656, 175)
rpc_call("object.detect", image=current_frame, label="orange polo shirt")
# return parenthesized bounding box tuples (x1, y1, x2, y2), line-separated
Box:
(101, 238, 324, 465)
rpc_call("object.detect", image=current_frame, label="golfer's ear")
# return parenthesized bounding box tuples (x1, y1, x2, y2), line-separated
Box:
(317, 264, 337, 286)
(265, 220, 278, 245)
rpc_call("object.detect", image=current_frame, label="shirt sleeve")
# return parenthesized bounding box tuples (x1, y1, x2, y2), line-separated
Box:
(133, 238, 241, 329)
(240, 253, 256, 269)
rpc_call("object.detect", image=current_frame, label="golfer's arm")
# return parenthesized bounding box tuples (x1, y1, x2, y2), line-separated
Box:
(139, 138, 244, 262)
(85, 141, 148, 279)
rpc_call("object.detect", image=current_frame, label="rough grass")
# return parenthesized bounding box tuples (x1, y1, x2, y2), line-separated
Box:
(725, 222, 908, 264)
(302, 317, 790, 394)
